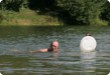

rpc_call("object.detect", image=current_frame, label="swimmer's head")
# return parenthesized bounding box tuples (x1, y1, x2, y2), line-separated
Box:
(51, 41, 59, 47)
(86, 33, 91, 36)
(50, 41, 59, 51)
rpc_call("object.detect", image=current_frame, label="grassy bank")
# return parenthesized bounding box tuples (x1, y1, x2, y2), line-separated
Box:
(0, 9, 63, 26)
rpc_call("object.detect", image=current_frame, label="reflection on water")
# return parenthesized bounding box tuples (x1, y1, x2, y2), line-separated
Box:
(0, 26, 110, 75)
(80, 51, 96, 75)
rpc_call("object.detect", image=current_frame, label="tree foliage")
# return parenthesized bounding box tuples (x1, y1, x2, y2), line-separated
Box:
(57, 0, 106, 25)
(28, 0, 56, 11)
(0, 0, 110, 25)
(101, 1, 110, 25)
(0, 0, 27, 11)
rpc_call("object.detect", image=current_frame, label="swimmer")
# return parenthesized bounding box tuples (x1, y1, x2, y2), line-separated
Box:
(30, 41, 59, 53)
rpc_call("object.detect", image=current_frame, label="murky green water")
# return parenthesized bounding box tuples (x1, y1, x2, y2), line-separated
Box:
(0, 26, 110, 75)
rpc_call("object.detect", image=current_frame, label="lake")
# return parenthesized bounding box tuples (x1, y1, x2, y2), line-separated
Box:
(0, 26, 110, 75)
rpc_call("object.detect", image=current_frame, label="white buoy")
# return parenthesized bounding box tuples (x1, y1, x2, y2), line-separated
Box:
(0, 0, 2, 3)
(108, 0, 110, 3)
(80, 35, 97, 52)
(0, 72, 2, 75)
(108, 72, 110, 75)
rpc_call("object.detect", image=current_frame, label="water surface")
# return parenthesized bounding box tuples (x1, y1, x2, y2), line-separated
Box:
(0, 26, 110, 75)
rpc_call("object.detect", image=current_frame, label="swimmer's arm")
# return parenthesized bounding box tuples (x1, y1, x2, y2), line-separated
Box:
(29, 49, 48, 53)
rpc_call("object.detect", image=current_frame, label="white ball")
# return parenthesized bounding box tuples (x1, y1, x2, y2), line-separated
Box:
(108, 72, 110, 75)
(0, 72, 2, 75)
(80, 36, 97, 52)
(0, 0, 2, 2)
(108, 0, 110, 3)
(0, 0, 2, 3)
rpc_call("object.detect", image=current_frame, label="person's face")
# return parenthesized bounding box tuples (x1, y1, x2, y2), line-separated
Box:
(50, 42, 59, 51)
(51, 44, 58, 50)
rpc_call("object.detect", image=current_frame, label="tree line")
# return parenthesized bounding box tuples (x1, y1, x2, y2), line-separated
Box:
(0, 0, 110, 25)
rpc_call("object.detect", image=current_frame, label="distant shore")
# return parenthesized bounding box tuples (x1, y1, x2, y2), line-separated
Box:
(0, 9, 63, 26)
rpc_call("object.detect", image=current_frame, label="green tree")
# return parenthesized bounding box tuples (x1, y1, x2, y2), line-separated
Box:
(101, 1, 110, 25)
(28, 0, 57, 12)
(0, 0, 27, 11)
(57, 0, 107, 25)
